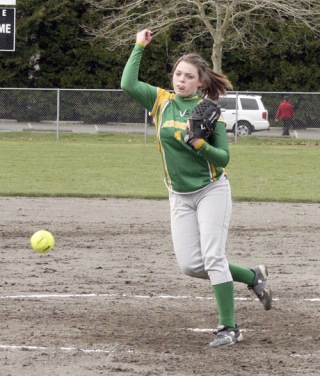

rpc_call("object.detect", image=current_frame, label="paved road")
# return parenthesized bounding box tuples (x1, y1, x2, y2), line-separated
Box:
(1, 121, 320, 139)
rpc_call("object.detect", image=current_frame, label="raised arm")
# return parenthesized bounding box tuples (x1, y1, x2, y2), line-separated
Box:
(120, 29, 158, 112)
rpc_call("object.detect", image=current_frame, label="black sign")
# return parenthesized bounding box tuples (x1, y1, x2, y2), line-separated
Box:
(0, 8, 15, 51)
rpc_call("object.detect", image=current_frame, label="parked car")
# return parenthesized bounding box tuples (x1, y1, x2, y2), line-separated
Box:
(217, 94, 270, 136)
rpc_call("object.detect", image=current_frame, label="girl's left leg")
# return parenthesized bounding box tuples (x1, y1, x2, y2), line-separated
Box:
(196, 177, 240, 341)
(196, 176, 233, 286)
(196, 177, 244, 346)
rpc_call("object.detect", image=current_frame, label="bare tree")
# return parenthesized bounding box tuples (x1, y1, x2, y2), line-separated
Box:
(85, 0, 320, 73)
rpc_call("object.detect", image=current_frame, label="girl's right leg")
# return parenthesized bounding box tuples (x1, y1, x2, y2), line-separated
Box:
(229, 263, 272, 310)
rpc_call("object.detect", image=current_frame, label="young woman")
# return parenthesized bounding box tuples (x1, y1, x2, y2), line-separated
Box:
(121, 29, 272, 347)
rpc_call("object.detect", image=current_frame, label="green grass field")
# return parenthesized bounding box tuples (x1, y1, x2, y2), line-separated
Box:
(0, 132, 319, 202)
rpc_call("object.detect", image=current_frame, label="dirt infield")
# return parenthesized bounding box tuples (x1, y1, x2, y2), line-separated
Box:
(1, 197, 319, 376)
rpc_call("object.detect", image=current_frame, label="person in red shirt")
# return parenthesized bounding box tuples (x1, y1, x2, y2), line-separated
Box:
(275, 95, 295, 136)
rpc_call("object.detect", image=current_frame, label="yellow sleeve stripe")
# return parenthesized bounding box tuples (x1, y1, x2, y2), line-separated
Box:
(135, 42, 146, 48)
(151, 88, 174, 118)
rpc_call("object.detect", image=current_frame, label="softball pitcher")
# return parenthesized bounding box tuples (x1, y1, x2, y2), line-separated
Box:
(121, 29, 272, 348)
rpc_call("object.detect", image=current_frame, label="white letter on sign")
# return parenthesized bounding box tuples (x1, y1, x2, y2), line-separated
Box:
(0, 24, 11, 33)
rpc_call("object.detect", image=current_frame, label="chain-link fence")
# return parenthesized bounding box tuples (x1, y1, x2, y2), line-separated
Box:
(0, 88, 319, 139)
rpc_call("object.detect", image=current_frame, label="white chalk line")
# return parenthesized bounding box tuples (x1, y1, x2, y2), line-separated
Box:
(0, 344, 154, 356)
(0, 344, 111, 354)
(290, 353, 320, 359)
(0, 293, 319, 302)
(188, 328, 257, 333)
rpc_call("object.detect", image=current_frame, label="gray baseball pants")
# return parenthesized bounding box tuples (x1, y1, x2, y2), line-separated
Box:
(169, 175, 233, 286)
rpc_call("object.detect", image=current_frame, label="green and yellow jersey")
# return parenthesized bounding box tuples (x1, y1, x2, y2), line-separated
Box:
(121, 43, 230, 193)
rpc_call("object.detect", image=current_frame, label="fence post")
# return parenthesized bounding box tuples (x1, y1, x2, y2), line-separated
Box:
(56, 89, 60, 140)
(144, 109, 148, 142)
(234, 91, 239, 144)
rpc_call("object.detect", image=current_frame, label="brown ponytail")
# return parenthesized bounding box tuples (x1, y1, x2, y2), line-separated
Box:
(172, 53, 233, 100)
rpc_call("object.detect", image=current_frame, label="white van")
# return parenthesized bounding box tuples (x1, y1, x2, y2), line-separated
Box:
(217, 94, 270, 136)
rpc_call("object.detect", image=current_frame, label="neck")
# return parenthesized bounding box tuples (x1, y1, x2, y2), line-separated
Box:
(175, 93, 200, 101)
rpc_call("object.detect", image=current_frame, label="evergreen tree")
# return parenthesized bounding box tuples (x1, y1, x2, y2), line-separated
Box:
(0, 0, 126, 88)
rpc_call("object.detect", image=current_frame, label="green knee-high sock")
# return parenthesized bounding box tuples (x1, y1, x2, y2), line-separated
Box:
(212, 282, 235, 328)
(229, 263, 255, 285)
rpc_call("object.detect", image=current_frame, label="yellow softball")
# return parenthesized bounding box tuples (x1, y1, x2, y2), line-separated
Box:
(30, 230, 55, 254)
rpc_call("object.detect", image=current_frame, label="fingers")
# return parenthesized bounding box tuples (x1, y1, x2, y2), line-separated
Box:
(136, 29, 153, 46)
(190, 139, 203, 148)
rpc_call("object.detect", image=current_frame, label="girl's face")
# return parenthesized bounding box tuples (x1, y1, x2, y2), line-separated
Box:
(172, 61, 202, 97)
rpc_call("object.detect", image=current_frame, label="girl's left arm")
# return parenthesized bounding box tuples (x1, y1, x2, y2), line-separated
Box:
(193, 122, 230, 167)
